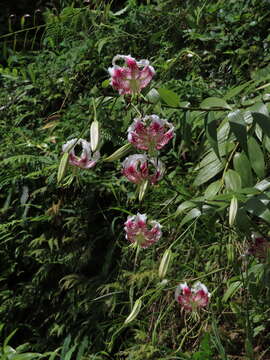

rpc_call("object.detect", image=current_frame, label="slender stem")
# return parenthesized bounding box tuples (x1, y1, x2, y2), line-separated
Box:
(129, 246, 141, 309)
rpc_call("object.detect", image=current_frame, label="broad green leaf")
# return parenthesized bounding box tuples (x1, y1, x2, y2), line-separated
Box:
(229, 196, 238, 226)
(204, 180, 222, 200)
(222, 281, 242, 302)
(252, 112, 270, 138)
(247, 136, 265, 178)
(235, 208, 251, 232)
(228, 110, 248, 154)
(175, 200, 196, 215)
(195, 149, 219, 169)
(255, 178, 270, 192)
(224, 81, 253, 100)
(245, 195, 270, 224)
(180, 208, 201, 227)
(157, 88, 179, 107)
(233, 152, 253, 187)
(200, 97, 232, 110)
(263, 135, 270, 153)
(194, 149, 225, 187)
(205, 112, 220, 159)
(243, 110, 253, 125)
(194, 157, 224, 186)
(250, 102, 269, 116)
(224, 170, 242, 191)
(57, 152, 69, 184)
(252, 64, 270, 82)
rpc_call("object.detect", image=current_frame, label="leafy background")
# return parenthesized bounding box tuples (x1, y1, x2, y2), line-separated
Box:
(1, 0, 270, 359)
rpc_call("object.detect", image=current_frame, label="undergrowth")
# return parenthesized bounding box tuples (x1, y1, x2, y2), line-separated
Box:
(1, 0, 270, 359)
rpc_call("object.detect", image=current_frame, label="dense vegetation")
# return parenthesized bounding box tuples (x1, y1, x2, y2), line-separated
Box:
(1, 0, 270, 359)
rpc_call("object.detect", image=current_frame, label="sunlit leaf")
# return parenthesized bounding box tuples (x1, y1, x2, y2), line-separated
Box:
(224, 81, 253, 100)
(224, 170, 242, 191)
(204, 180, 222, 200)
(157, 88, 179, 107)
(222, 281, 242, 302)
(180, 208, 201, 227)
(200, 97, 232, 110)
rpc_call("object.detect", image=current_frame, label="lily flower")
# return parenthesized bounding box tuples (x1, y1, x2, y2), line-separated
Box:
(248, 232, 270, 261)
(124, 213, 162, 248)
(122, 154, 165, 185)
(108, 55, 155, 95)
(175, 282, 211, 311)
(62, 138, 100, 169)
(128, 115, 174, 152)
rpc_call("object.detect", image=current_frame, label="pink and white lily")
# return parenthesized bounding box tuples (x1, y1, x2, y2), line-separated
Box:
(175, 282, 211, 311)
(108, 55, 155, 95)
(122, 154, 165, 185)
(128, 115, 174, 152)
(124, 213, 162, 248)
(62, 138, 100, 169)
(248, 233, 270, 260)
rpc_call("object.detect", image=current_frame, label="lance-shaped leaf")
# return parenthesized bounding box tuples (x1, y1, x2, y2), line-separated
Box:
(204, 180, 222, 200)
(252, 112, 270, 138)
(194, 152, 224, 186)
(104, 143, 132, 162)
(157, 87, 179, 107)
(233, 152, 253, 187)
(228, 110, 248, 154)
(90, 120, 100, 152)
(224, 170, 242, 191)
(200, 97, 232, 110)
(124, 298, 142, 324)
(245, 194, 270, 224)
(224, 81, 253, 100)
(57, 152, 69, 184)
(248, 136, 265, 178)
(180, 208, 201, 227)
(205, 112, 220, 159)
(222, 281, 242, 302)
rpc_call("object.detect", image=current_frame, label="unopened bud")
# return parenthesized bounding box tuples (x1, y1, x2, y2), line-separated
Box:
(104, 143, 132, 162)
(124, 298, 142, 324)
(90, 120, 100, 152)
(159, 249, 172, 279)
